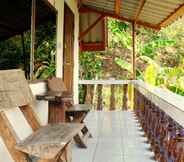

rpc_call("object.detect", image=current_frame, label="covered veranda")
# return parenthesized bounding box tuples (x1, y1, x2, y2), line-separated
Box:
(0, 0, 183, 162)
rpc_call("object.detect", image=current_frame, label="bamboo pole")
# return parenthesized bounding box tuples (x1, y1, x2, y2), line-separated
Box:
(30, 0, 36, 80)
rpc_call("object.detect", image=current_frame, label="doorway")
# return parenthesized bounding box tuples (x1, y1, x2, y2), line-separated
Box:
(63, 3, 74, 94)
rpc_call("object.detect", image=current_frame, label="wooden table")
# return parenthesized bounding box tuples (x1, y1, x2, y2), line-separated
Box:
(36, 92, 72, 123)
(15, 123, 83, 160)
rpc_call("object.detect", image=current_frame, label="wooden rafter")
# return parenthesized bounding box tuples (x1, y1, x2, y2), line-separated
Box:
(134, 0, 146, 22)
(79, 14, 104, 40)
(79, 6, 160, 30)
(160, 4, 184, 27)
(115, 0, 121, 16)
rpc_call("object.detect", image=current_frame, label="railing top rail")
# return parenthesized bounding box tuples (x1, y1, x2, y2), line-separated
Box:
(79, 79, 184, 127)
(79, 80, 132, 85)
(133, 80, 184, 127)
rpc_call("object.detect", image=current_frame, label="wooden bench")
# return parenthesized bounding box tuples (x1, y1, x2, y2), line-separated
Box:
(0, 69, 83, 162)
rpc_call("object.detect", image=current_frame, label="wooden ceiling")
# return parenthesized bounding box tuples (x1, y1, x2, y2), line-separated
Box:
(0, 0, 56, 41)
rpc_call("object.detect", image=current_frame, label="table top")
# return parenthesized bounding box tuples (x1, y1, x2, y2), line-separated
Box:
(15, 123, 83, 159)
(66, 104, 92, 112)
(36, 91, 73, 102)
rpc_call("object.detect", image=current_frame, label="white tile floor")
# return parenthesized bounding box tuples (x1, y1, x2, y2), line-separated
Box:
(72, 110, 157, 162)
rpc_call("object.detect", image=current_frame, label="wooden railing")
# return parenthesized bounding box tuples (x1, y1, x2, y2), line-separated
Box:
(79, 80, 131, 110)
(79, 79, 184, 161)
(133, 80, 184, 128)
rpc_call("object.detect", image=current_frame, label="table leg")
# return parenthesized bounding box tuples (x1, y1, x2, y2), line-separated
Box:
(49, 101, 65, 123)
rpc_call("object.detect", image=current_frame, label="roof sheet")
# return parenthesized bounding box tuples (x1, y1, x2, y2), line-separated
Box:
(80, 0, 184, 30)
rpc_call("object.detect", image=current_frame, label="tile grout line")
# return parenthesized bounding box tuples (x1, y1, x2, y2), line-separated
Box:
(91, 112, 103, 162)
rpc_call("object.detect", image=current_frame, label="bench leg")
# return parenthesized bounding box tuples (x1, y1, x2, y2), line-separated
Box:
(37, 142, 72, 162)
(58, 142, 72, 162)
(74, 133, 87, 148)
(37, 160, 57, 162)
(82, 125, 92, 138)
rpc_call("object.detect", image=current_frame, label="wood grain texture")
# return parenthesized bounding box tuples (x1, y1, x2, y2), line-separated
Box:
(63, 4, 74, 94)
(16, 123, 83, 159)
(0, 69, 34, 109)
(65, 104, 92, 112)
(20, 105, 41, 131)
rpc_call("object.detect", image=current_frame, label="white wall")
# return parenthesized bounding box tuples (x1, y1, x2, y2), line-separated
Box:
(55, 0, 79, 104)
(0, 137, 14, 162)
(29, 82, 49, 125)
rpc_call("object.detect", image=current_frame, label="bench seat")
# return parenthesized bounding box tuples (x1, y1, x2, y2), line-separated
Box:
(16, 123, 83, 159)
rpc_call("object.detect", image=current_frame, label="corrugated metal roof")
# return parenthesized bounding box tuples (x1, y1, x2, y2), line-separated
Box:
(80, 0, 184, 30)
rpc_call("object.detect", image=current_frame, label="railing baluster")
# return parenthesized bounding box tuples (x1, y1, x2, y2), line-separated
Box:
(97, 84, 103, 110)
(85, 84, 94, 104)
(110, 85, 115, 110)
(122, 84, 128, 110)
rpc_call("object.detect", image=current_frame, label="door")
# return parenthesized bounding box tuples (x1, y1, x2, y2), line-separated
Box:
(63, 4, 74, 94)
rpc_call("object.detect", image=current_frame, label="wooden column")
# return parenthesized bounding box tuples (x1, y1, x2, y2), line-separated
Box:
(132, 22, 136, 80)
(122, 84, 128, 110)
(30, 0, 36, 80)
(21, 33, 28, 78)
(97, 84, 103, 110)
(110, 85, 116, 110)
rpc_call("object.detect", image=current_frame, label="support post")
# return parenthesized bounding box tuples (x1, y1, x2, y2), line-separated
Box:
(30, 0, 36, 80)
(132, 22, 136, 80)
(131, 22, 136, 110)
(21, 33, 28, 78)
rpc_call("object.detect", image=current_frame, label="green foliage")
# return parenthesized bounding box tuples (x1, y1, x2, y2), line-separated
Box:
(0, 21, 56, 79)
(114, 57, 132, 73)
(108, 18, 131, 49)
(79, 51, 103, 79)
(144, 64, 158, 85)
(139, 39, 176, 58)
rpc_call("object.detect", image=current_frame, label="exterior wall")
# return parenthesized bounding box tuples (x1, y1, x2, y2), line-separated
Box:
(0, 137, 14, 162)
(29, 82, 49, 125)
(55, 0, 79, 104)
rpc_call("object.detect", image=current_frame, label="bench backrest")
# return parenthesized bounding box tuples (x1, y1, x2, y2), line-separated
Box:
(0, 69, 38, 162)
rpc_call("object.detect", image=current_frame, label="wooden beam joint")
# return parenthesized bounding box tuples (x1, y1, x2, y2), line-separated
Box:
(79, 14, 104, 41)
(134, 0, 146, 22)
(79, 6, 160, 30)
(115, 0, 121, 16)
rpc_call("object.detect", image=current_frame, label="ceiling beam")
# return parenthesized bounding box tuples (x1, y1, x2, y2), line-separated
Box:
(134, 0, 146, 22)
(160, 4, 184, 27)
(80, 6, 160, 30)
(115, 0, 121, 16)
(79, 14, 104, 40)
